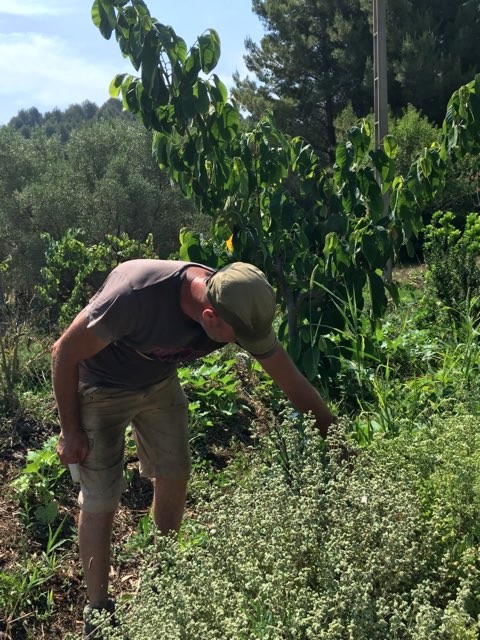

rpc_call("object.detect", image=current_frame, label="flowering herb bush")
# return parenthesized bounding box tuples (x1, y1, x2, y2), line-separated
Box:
(105, 412, 480, 640)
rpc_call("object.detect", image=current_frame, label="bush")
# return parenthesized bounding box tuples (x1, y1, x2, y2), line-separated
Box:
(424, 210, 480, 312)
(36, 229, 159, 328)
(106, 413, 480, 640)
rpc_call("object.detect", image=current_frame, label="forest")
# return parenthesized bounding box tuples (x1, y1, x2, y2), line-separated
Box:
(1, 0, 480, 638)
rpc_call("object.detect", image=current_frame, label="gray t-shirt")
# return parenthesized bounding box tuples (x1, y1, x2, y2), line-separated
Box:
(80, 259, 224, 388)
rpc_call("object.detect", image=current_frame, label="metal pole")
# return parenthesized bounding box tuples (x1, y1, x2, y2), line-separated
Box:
(373, 0, 392, 279)
(373, 0, 388, 148)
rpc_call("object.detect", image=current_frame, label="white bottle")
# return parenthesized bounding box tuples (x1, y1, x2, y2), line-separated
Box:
(68, 463, 81, 483)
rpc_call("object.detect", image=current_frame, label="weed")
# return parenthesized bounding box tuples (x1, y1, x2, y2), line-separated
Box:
(11, 435, 67, 531)
(178, 354, 242, 439)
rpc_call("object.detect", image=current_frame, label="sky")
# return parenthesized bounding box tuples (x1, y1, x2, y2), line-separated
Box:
(0, 0, 264, 125)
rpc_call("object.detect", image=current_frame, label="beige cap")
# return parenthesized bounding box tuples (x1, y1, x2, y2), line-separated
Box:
(206, 262, 277, 355)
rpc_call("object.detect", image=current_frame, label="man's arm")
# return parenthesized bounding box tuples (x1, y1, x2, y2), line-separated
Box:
(256, 343, 334, 437)
(52, 310, 109, 465)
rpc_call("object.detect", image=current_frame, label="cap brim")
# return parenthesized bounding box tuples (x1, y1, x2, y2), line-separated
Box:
(236, 328, 277, 357)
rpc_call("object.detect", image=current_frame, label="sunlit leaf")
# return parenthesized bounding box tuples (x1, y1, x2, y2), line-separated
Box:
(198, 29, 221, 73)
(91, 0, 116, 40)
(383, 135, 398, 159)
(108, 73, 126, 98)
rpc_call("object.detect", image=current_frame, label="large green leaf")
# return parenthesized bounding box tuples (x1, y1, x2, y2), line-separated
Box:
(124, 78, 140, 113)
(198, 29, 221, 73)
(193, 80, 210, 114)
(210, 74, 228, 104)
(184, 47, 201, 80)
(181, 85, 196, 119)
(383, 135, 398, 159)
(109, 73, 126, 98)
(92, 0, 116, 39)
(231, 157, 249, 198)
(361, 233, 381, 270)
(368, 271, 388, 317)
(369, 147, 395, 189)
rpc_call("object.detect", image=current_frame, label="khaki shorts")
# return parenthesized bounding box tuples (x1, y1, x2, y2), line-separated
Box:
(77, 373, 190, 513)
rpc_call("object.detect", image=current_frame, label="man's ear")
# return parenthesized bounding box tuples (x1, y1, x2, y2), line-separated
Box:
(201, 307, 217, 321)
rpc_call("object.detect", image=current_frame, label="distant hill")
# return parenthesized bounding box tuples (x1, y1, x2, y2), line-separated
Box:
(7, 98, 134, 142)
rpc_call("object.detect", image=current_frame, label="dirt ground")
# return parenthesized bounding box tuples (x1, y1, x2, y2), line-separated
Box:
(0, 414, 154, 639)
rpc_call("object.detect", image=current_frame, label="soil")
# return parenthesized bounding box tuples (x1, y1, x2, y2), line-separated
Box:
(392, 262, 427, 288)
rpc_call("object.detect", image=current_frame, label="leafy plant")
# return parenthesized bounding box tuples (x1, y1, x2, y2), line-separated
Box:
(36, 228, 158, 327)
(105, 413, 480, 640)
(93, 0, 480, 383)
(0, 515, 71, 639)
(178, 355, 240, 433)
(1, 556, 56, 634)
(424, 210, 480, 312)
(11, 435, 67, 529)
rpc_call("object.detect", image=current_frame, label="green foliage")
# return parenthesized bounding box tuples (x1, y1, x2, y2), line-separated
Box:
(36, 228, 158, 327)
(105, 414, 480, 639)
(0, 553, 57, 632)
(178, 354, 240, 433)
(233, 0, 372, 158)
(234, 0, 480, 154)
(0, 302, 22, 414)
(11, 435, 66, 528)
(0, 258, 51, 415)
(334, 277, 480, 441)
(0, 116, 202, 299)
(331, 102, 479, 238)
(390, 105, 441, 178)
(6, 100, 118, 142)
(424, 211, 480, 311)
(383, 0, 480, 125)
(3, 266, 480, 638)
(93, 0, 480, 383)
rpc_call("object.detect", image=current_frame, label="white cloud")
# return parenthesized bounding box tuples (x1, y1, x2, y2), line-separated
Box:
(0, 1, 74, 17)
(0, 32, 131, 122)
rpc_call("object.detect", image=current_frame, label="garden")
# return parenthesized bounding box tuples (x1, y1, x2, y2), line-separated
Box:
(1, 1, 480, 638)
(1, 234, 480, 639)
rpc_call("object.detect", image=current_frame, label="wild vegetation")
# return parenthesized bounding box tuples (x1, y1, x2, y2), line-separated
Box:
(233, 0, 480, 156)
(1, 0, 480, 638)
(1, 226, 480, 639)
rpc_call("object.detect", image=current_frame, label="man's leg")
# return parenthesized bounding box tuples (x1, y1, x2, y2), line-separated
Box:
(77, 386, 139, 606)
(153, 476, 188, 535)
(79, 509, 116, 607)
(133, 374, 191, 536)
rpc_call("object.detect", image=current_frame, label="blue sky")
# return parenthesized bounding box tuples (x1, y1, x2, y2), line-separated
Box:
(0, 0, 264, 124)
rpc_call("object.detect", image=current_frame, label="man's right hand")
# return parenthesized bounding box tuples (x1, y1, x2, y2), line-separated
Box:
(57, 429, 90, 466)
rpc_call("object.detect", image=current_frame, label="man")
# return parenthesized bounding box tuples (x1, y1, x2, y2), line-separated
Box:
(52, 259, 333, 635)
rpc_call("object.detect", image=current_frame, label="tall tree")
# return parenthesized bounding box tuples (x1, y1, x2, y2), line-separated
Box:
(378, 0, 480, 124)
(233, 0, 371, 161)
(234, 0, 480, 156)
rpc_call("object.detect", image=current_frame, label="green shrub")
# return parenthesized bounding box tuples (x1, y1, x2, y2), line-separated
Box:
(36, 228, 158, 328)
(390, 104, 440, 179)
(424, 211, 480, 312)
(105, 413, 480, 640)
